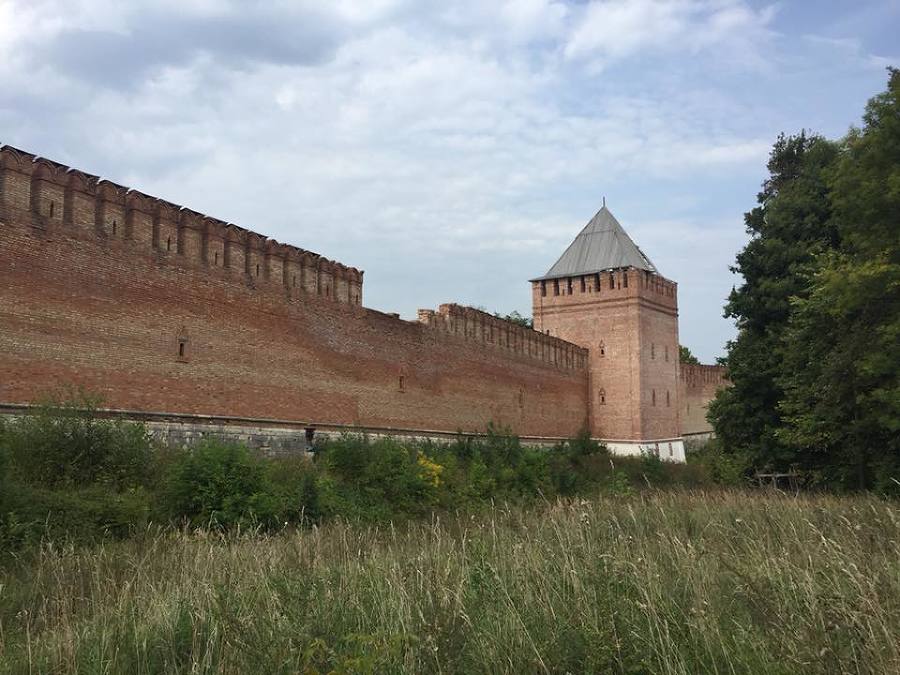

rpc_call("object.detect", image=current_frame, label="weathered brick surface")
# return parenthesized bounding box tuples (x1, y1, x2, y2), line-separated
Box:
(679, 363, 728, 437)
(532, 269, 681, 442)
(0, 146, 589, 438)
(0, 145, 729, 449)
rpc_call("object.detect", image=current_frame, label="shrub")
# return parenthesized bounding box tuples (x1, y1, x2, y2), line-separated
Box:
(161, 440, 280, 529)
(0, 415, 7, 465)
(639, 450, 669, 486)
(604, 467, 636, 496)
(0, 482, 151, 550)
(319, 435, 436, 519)
(265, 455, 323, 524)
(567, 428, 607, 457)
(3, 389, 153, 490)
(685, 439, 749, 486)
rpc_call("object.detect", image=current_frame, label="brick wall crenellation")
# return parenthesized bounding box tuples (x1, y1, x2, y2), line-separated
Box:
(0, 144, 590, 439)
(417, 304, 587, 371)
(530, 268, 678, 313)
(0, 144, 364, 306)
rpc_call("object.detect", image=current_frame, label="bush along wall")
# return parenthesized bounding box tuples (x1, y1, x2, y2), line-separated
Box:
(1, 394, 721, 551)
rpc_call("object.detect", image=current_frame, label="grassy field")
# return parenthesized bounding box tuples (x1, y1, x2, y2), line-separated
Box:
(1, 490, 899, 674)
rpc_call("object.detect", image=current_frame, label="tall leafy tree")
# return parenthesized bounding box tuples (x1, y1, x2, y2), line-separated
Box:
(777, 69, 900, 490)
(708, 132, 840, 468)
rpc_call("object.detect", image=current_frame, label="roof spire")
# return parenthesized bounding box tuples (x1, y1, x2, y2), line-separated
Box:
(530, 204, 659, 281)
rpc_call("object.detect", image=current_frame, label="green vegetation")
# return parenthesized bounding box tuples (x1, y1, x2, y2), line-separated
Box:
(494, 309, 534, 328)
(2, 492, 898, 674)
(0, 397, 715, 551)
(477, 306, 535, 328)
(0, 391, 155, 550)
(710, 69, 900, 490)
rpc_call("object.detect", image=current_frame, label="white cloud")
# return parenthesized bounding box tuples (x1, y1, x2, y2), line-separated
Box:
(564, 0, 776, 68)
(0, 0, 890, 360)
(803, 34, 898, 71)
(499, 0, 569, 43)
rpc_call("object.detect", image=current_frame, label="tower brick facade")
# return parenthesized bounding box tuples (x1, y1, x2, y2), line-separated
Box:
(531, 207, 685, 460)
(532, 269, 682, 458)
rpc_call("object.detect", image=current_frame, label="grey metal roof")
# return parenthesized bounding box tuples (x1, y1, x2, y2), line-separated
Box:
(531, 206, 658, 281)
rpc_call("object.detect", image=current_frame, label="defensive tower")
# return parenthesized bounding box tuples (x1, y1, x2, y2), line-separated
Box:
(531, 205, 684, 460)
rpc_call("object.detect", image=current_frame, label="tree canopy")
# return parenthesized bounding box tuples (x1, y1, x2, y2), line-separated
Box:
(710, 68, 900, 492)
(679, 345, 700, 365)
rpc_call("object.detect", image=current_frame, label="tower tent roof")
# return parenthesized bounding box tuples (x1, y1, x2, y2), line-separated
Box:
(531, 205, 658, 281)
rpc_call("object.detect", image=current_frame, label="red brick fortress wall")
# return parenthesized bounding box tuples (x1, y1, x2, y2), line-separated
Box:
(0, 146, 589, 439)
(679, 363, 728, 438)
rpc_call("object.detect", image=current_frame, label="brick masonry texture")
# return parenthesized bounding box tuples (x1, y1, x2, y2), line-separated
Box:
(0, 145, 726, 449)
(679, 363, 729, 437)
(0, 146, 589, 439)
(532, 270, 682, 441)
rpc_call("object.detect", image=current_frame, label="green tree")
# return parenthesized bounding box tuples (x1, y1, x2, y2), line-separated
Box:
(679, 345, 700, 365)
(2, 388, 152, 490)
(777, 69, 900, 490)
(162, 440, 279, 529)
(708, 131, 840, 469)
(495, 310, 533, 328)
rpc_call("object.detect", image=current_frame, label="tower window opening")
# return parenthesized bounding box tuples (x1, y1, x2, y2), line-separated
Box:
(652, 389, 656, 406)
(214, 251, 219, 266)
(666, 390, 671, 407)
(256, 263, 260, 277)
(594, 273, 601, 292)
(665, 345, 669, 362)
(668, 442, 673, 457)
(112, 220, 117, 235)
(292, 274, 297, 287)
(553, 279, 560, 296)
(609, 273, 615, 290)
(599, 388, 606, 405)
(599, 341, 606, 357)
(580, 276, 586, 293)
(177, 334, 189, 362)
(623, 272, 628, 288)
(49, 201, 55, 218)
(166, 237, 171, 251)
(651, 343, 656, 359)
(541, 281, 547, 297)
(567, 278, 573, 294)
(398, 375, 405, 392)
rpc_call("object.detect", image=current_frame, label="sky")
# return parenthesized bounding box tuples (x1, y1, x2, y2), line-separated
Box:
(1, 0, 897, 362)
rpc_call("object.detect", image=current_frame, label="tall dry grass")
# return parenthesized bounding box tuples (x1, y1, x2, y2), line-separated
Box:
(1, 490, 899, 674)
